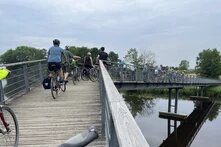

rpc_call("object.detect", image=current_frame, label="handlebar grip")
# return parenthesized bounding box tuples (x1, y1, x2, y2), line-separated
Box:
(59, 126, 99, 147)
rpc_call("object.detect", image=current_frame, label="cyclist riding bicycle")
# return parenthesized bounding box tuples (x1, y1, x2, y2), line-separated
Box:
(48, 39, 64, 80)
(84, 52, 94, 69)
(62, 46, 81, 83)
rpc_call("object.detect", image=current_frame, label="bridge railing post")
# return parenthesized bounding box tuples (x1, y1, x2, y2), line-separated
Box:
(135, 66, 138, 82)
(120, 66, 123, 82)
(109, 117, 119, 147)
(23, 64, 30, 93)
(0, 80, 5, 103)
(39, 62, 43, 82)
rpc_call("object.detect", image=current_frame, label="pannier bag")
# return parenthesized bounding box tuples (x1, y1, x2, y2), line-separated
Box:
(42, 77, 51, 89)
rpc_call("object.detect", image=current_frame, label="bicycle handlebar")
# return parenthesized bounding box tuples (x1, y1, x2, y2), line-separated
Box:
(59, 126, 99, 147)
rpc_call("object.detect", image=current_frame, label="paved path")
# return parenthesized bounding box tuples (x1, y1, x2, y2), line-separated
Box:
(8, 81, 105, 147)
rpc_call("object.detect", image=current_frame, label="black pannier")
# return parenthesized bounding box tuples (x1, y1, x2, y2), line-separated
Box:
(42, 77, 51, 89)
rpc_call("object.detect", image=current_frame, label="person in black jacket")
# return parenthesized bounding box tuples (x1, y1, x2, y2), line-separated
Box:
(84, 52, 94, 69)
(96, 47, 109, 65)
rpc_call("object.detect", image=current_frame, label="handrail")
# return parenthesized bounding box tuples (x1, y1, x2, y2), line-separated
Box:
(99, 60, 150, 147)
(3, 59, 46, 67)
(0, 60, 47, 102)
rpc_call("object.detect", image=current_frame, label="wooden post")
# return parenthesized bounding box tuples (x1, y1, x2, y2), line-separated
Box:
(168, 88, 172, 136)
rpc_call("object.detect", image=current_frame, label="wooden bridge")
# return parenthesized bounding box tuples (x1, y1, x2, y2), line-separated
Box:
(1, 60, 150, 147)
(7, 81, 105, 147)
(1, 59, 221, 147)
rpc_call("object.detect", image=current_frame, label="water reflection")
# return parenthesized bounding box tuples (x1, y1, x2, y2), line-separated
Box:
(160, 100, 214, 147)
(123, 93, 155, 117)
(123, 92, 221, 147)
(207, 103, 221, 121)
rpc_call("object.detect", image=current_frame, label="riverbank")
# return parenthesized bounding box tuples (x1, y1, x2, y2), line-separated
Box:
(123, 86, 221, 100)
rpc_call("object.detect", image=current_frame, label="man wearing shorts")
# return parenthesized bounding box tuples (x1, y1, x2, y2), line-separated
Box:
(48, 39, 64, 79)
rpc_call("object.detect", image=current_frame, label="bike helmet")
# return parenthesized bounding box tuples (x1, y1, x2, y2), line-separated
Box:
(53, 39, 60, 46)
(65, 46, 69, 50)
(87, 52, 91, 56)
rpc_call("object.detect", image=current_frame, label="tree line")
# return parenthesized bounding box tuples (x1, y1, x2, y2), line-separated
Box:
(0, 46, 119, 64)
(123, 48, 221, 79)
(1, 46, 221, 79)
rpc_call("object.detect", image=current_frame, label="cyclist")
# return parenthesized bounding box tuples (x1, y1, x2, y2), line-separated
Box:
(96, 47, 109, 65)
(48, 39, 64, 80)
(0, 67, 10, 80)
(84, 52, 94, 69)
(0, 67, 11, 130)
(62, 46, 81, 83)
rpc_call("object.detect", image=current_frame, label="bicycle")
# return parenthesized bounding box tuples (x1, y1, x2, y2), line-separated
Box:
(70, 65, 81, 85)
(0, 105, 19, 147)
(0, 67, 19, 147)
(50, 65, 66, 99)
(81, 66, 98, 82)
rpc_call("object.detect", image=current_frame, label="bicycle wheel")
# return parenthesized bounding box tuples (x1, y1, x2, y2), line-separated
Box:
(51, 77, 58, 99)
(60, 81, 66, 92)
(81, 68, 89, 81)
(71, 68, 77, 85)
(0, 105, 19, 147)
(89, 68, 98, 82)
(76, 67, 81, 81)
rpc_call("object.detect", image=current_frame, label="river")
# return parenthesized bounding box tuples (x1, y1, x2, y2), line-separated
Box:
(123, 94, 221, 147)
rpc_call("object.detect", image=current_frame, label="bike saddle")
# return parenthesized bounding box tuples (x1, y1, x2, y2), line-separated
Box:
(59, 126, 99, 147)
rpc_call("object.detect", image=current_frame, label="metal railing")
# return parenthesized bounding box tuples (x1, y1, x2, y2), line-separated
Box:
(0, 59, 47, 102)
(99, 60, 150, 147)
(107, 62, 221, 85)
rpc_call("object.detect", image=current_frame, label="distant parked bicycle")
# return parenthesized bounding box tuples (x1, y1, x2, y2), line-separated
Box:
(50, 64, 66, 99)
(0, 67, 19, 147)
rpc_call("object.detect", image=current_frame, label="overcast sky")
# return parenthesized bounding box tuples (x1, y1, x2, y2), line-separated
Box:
(0, 0, 220, 68)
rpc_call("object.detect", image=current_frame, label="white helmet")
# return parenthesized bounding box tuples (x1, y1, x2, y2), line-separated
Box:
(87, 52, 91, 56)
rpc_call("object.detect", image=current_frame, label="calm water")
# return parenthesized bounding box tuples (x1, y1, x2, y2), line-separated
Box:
(123, 95, 221, 147)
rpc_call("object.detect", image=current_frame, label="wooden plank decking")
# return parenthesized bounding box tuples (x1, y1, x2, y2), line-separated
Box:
(7, 81, 106, 147)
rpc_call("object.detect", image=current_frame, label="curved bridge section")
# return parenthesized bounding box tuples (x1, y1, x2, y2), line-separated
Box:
(106, 62, 221, 90)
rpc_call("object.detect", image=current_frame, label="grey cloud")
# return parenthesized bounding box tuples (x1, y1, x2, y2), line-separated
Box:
(0, 0, 220, 68)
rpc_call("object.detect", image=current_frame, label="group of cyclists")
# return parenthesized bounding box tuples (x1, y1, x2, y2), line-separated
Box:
(47, 39, 109, 84)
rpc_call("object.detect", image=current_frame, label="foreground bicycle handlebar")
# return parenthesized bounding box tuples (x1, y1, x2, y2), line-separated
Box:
(59, 126, 99, 147)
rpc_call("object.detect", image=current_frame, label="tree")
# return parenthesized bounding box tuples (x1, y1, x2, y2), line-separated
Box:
(90, 47, 99, 63)
(139, 49, 155, 66)
(179, 60, 189, 70)
(69, 46, 89, 58)
(195, 48, 221, 78)
(124, 48, 142, 66)
(0, 46, 47, 64)
(109, 51, 119, 63)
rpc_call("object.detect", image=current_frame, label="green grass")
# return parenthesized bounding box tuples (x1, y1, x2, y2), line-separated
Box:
(205, 86, 221, 98)
(122, 86, 221, 100)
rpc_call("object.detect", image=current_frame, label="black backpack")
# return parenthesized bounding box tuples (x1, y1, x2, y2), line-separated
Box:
(42, 77, 51, 89)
